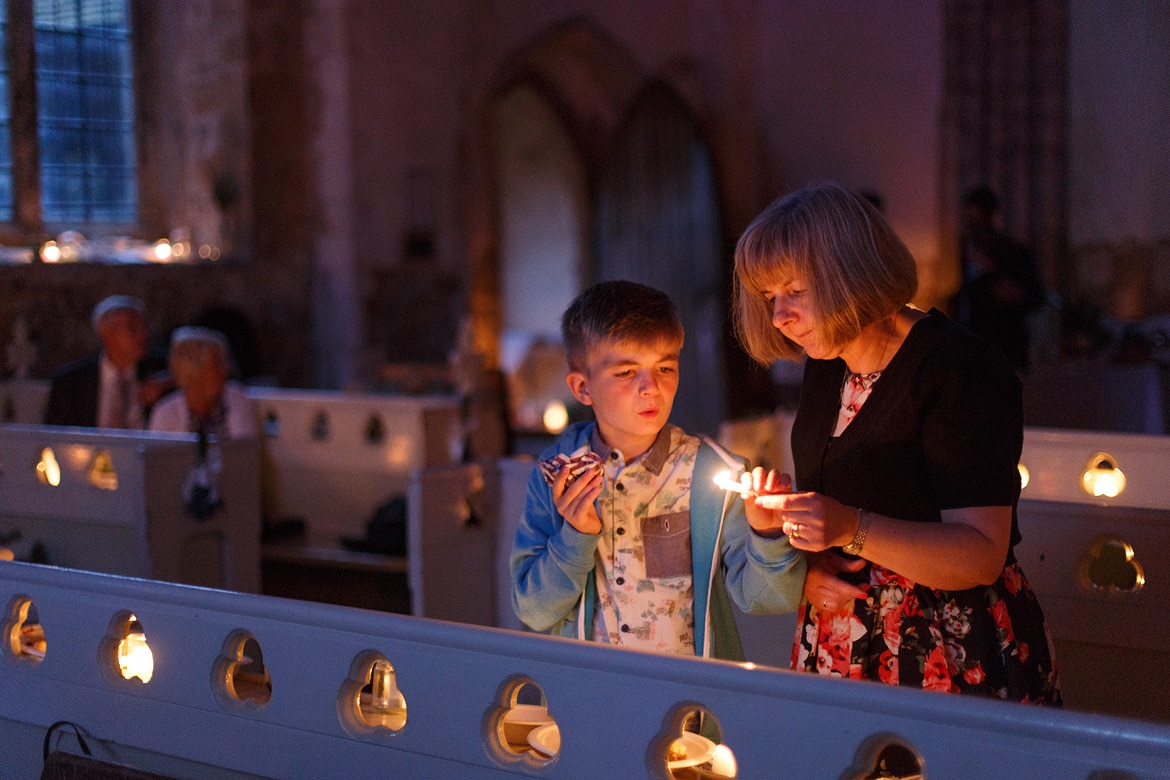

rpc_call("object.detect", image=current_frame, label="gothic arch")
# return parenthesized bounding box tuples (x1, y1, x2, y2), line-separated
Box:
(463, 16, 766, 420)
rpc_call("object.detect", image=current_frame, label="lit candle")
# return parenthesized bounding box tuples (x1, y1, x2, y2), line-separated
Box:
(713, 469, 750, 494)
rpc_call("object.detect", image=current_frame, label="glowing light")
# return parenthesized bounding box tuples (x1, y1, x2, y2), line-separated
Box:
(118, 619, 154, 683)
(1018, 463, 1030, 490)
(360, 657, 407, 730)
(152, 239, 173, 262)
(709, 743, 738, 778)
(40, 241, 61, 263)
(36, 448, 61, 487)
(370, 659, 406, 713)
(1082, 453, 1126, 498)
(542, 401, 569, 433)
(713, 469, 748, 493)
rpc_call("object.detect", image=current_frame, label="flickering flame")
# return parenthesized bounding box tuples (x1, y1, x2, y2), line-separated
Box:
(118, 619, 154, 683)
(36, 448, 61, 487)
(713, 469, 749, 493)
(1082, 454, 1126, 498)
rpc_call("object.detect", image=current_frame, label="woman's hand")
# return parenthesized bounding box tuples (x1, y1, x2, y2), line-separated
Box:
(740, 467, 793, 539)
(753, 490, 858, 551)
(803, 551, 867, 612)
(552, 466, 603, 535)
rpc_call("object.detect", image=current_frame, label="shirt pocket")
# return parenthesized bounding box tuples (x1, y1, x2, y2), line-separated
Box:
(641, 511, 691, 579)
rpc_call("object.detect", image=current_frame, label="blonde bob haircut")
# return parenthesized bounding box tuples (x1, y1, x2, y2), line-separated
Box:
(733, 181, 918, 365)
(168, 326, 233, 389)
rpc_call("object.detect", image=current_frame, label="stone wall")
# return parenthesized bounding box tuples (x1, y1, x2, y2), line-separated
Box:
(6, 2, 948, 404)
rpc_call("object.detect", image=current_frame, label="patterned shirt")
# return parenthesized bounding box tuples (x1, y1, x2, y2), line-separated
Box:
(590, 424, 699, 654)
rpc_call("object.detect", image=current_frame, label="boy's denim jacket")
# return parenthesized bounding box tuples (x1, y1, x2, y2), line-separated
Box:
(510, 421, 806, 660)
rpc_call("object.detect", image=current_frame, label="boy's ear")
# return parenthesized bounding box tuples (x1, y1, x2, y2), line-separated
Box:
(565, 371, 593, 406)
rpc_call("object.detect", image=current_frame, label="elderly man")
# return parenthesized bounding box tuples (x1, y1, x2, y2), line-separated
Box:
(43, 295, 168, 428)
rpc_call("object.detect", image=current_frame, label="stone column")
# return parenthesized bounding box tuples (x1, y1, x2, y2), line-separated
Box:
(306, 0, 361, 388)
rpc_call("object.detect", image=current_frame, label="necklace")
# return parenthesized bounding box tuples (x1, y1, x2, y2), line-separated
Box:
(835, 316, 897, 432)
(839, 370, 881, 425)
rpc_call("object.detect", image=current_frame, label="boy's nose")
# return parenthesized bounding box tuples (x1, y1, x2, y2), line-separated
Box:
(638, 371, 658, 395)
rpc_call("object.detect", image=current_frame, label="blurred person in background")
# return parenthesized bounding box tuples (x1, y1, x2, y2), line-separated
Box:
(148, 326, 255, 439)
(44, 295, 169, 428)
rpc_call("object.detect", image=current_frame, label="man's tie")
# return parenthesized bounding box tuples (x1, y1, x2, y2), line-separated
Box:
(112, 371, 133, 428)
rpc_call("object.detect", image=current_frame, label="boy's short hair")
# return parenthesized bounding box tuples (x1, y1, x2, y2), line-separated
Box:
(561, 280, 684, 372)
(733, 181, 917, 364)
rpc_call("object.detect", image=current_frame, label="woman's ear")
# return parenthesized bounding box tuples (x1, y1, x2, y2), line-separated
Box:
(565, 371, 592, 406)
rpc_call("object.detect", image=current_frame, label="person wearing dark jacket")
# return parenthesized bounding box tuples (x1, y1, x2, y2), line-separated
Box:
(43, 295, 168, 428)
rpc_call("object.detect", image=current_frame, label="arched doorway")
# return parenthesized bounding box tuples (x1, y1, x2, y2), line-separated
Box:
(594, 83, 726, 436)
(493, 84, 588, 432)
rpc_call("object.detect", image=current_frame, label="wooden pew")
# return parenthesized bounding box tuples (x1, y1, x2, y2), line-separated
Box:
(407, 456, 534, 629)
(1015, 427, 1170, 722)
(717, 412, 1170, 719)
(0, 424, 260, 593)
(246, 387, 463, 541)
(1, 561, 1167, 779)
(247, 388, 463, 612)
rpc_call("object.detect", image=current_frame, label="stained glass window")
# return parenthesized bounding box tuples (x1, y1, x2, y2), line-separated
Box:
(34, 0, 136, 223)
(0, 0, 136, 226)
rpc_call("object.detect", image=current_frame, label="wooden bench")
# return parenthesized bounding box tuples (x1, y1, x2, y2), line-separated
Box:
(2, 561, 1167, 778)
(0, 424, 261, 593)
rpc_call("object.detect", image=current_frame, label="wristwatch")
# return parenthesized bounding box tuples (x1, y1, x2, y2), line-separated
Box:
(842, 508, 870, 556)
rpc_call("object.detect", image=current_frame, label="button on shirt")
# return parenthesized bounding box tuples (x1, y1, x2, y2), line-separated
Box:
(98, 356, 142, 429)
(590, 424, 698, 654)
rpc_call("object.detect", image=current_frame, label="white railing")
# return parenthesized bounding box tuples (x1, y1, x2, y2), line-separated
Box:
(2, 561, 1168, 779)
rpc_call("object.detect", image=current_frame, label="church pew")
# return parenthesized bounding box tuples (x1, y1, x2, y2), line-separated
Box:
(246, 387, 463, 542)
(2, 560, 1167, 779)
(0, 424, 261, 593)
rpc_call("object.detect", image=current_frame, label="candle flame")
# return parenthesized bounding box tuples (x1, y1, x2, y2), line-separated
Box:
(713, 469, 749, 493)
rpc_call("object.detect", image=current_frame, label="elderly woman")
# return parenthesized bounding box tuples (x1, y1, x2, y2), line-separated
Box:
(731, 182, 1059, 704)
(148, 326, 256, 439)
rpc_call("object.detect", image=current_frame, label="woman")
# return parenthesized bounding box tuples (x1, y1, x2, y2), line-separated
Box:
(732, 182, 1059, 703)
(148, 326, 256, 439)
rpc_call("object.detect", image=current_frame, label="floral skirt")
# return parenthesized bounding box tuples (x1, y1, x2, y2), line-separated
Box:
(791, 562, 1062, 704)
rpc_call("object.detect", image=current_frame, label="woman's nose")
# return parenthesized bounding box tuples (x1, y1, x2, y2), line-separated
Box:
(772, 298, 794, 328)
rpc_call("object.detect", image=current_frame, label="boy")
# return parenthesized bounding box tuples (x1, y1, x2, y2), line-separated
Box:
(511, 280, 805, 659)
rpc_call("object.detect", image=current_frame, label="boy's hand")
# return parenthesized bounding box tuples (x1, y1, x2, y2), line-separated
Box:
(741, 467, 792, 539)
(553, 465, 602, 535)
